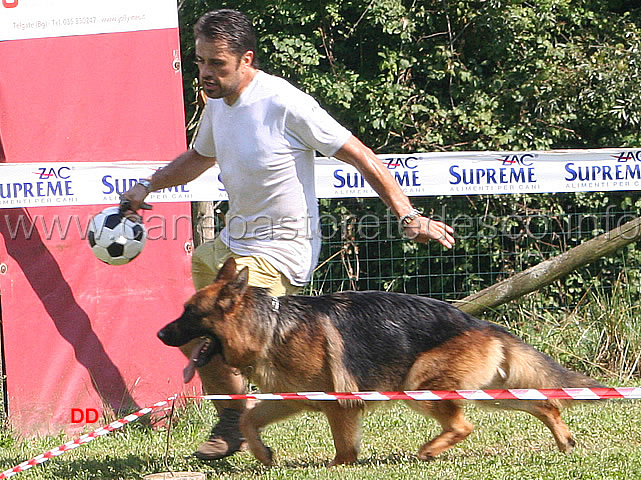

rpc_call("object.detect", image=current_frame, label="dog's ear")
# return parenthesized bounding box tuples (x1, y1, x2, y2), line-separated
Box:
(216, 265, 249, 313)
(232, 266, 249, 292)
(216, 257, 237, 282)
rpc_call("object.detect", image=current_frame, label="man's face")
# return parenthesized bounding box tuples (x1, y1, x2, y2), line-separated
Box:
(195, 37, 254, 105)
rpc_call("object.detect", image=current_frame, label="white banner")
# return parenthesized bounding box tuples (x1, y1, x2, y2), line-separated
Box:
(0, 0, 178, 41)
(1, 149, 640, 209)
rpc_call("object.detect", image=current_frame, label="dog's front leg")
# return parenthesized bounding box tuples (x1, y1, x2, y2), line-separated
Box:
(323, 403, 363, 466)
(239, 400, 303, 466)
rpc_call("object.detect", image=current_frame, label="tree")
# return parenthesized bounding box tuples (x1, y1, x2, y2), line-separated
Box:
(179, 0, 641, 151)
(177, 1, 641, 302)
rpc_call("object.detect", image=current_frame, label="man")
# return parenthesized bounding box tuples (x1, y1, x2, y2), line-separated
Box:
(120, 9, 455, 461)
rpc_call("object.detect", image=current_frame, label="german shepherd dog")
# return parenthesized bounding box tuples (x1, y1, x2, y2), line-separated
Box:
(158, 257, 602, 466)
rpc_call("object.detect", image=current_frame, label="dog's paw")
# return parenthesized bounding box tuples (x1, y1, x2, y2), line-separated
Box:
(417, 443, 441, 461)
(417, 450, 438, 462)
(558, 436, 576, 453)
(255, 445, 273, 466)
(328, 453, 358, 467)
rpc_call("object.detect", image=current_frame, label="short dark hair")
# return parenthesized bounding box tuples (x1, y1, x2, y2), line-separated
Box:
(194, 9, 259, 67)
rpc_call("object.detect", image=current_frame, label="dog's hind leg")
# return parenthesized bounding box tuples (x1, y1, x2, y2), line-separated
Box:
(239, 400, 304, 466)
(491, 399, 575, 453)
(406, 400, 474, 460)
(322, 404, 363, 466)
(532, 403, 575, 453)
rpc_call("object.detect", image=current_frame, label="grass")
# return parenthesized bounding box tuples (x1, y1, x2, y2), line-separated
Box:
(491, 276, 641, 382)
(1, 398, 640, 480)
(2, 282, 640, 479)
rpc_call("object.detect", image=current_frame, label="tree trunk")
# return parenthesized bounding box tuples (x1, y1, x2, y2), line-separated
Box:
(453, 216, 641, 316)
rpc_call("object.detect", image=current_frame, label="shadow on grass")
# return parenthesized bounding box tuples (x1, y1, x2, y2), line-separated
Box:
(32, 453, 274, 479)
(0, 449, 438, 478)
(225, 451, 423, 470)
(21, 454, 152, 479)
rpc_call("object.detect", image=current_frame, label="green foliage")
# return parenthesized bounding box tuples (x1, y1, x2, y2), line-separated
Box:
(310, 192, 641, 313)
(177, 1, 641, 308)
(493, 273, 641, 379)
(179, 0, 640, 150)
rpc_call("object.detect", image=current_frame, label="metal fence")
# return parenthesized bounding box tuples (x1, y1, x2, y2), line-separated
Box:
(307, 192, 641, 308)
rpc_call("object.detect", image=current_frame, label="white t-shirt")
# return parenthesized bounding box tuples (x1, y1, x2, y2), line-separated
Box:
(193, 71, 352, 286)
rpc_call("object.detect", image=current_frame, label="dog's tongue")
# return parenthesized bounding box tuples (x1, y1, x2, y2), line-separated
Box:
(183, 338, 208, 383)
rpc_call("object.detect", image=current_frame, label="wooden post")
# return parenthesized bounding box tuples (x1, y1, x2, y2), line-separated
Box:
(453, 216, 641, 316)
(188, 84, 215, 249)
(191, 201, 217, 248)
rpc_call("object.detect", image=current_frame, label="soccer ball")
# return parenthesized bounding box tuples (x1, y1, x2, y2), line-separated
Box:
(88, 206, 146, 265)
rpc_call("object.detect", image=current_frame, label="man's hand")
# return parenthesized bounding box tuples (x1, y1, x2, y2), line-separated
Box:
(402, 216, 455, 249)
(119, 183, 153, 217)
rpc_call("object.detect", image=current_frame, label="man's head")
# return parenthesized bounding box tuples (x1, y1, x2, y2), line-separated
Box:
(194, 9, 258, 68)
(193, 9, 259, 104)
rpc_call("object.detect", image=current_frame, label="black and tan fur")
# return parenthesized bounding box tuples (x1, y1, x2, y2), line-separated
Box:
(158, 257, 602, 466)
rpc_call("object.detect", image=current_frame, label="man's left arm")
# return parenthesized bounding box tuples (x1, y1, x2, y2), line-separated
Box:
(333, 135, 455, 248)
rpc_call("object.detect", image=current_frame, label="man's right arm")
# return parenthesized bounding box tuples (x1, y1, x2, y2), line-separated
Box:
(120, 148, 216, 212)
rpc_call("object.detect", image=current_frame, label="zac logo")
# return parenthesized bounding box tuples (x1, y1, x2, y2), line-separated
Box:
(2, 0, 19, 8)
(34, 167, 72, 180)
(498, 153, 535, 166)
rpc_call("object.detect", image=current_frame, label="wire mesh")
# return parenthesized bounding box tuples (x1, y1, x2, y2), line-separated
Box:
(195, 192, 641, 306)
(307, 193, 641, 307)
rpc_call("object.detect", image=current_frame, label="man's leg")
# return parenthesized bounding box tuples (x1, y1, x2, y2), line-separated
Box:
(187, 236, 300, 460)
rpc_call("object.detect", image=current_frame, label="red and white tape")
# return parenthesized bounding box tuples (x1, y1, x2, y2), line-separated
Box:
(2, 387, 640, 478)
(195, 386, 641, 402)
(0, 396, 176, 480)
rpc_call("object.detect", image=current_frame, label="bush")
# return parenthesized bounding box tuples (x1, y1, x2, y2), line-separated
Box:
(178, 1, 641, 306)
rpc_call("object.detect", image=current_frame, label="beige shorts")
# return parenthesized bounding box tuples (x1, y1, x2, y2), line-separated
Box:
(191, 236, 301, 296)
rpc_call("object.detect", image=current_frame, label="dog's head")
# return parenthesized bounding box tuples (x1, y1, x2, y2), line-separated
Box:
(157, 257, 249, 368)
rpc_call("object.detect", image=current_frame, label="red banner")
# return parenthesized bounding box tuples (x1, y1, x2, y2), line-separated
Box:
(0, 12, 195, 435)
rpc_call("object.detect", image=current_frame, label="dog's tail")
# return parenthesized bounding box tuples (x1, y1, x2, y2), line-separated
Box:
(496, 329, 604, 409)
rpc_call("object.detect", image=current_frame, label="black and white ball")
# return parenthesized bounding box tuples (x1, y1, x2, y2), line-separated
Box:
(88, 206, 146, 265)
